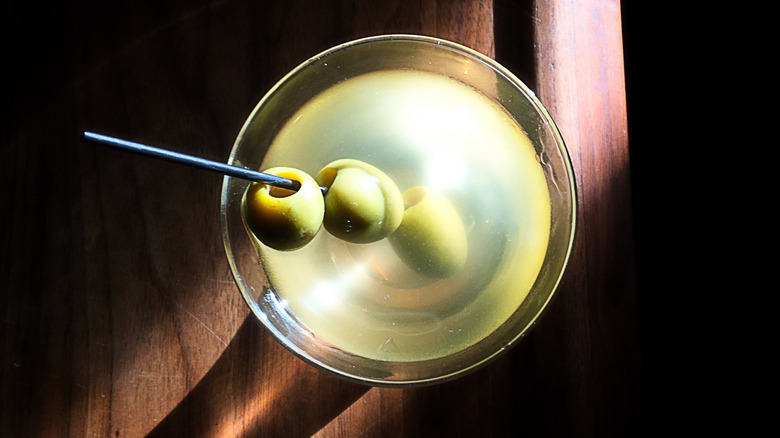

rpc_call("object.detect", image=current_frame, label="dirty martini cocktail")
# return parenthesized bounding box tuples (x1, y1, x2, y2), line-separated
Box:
(221, 35, 575, 385)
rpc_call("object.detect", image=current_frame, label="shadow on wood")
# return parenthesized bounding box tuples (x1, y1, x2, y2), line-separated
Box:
(146, 315, 369, 437)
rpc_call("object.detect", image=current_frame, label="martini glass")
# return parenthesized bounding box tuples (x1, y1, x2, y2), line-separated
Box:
(221, 34, 576, 386)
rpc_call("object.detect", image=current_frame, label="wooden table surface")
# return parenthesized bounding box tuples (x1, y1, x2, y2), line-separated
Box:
(2, 0, 651, 436)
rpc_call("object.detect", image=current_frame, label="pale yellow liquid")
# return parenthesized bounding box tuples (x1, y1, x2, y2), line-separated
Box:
(257, 70, 551, 362)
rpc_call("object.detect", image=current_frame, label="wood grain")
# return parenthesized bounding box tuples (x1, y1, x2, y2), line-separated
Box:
(1, 0, 643, 436)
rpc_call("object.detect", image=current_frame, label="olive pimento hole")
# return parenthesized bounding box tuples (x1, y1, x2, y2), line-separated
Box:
(267, 175, 301, 198)
(267, 185, 296, 198)
(317, 167, 338, 189)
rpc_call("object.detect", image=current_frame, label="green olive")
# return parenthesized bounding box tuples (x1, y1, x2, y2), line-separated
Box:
(242, 167, 324, 251)
(388, 187, 468, 278)
(316, 159, 403, 244)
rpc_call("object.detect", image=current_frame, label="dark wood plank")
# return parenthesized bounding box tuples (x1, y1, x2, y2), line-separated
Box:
(531, 0, 642, 435)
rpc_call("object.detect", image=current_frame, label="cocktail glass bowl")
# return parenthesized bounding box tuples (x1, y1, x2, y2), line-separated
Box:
(221, 35, 576, 386)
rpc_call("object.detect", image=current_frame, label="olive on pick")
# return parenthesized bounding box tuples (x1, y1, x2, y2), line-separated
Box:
(242, 167, 325, 251)
(316, 159, 404, 244)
